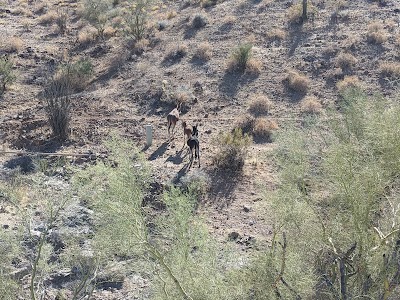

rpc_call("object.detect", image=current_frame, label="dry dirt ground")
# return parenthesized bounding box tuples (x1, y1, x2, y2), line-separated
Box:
(1, 0, 400, 298)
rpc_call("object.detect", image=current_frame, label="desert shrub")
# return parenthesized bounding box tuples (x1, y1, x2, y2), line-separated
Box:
(166, 10, 177, 19)
(256, 92, 400, 299)
(236, 115, 278, 143)
(42, 77, 72, 141)
(123, 0, 150, 41)
(213, 128, 252, 172)
(82, 0, 111, 38)
(57, 58, 94, 92)
(77, 27, 97, 45)
(380, 62, 400, 80)
(38, 10, 57, 25)
(286, 0, 316, 24)
(336, 75, 362, 94)
(286, 70, 310, 93)
(164, 43, 188, 62)
(300, 96, 322, 114)
(180, 170, 211, 201)
(229, 43, 252, 72)
(367, 21, 387, 44)
(248, 94, 272, 116)
(0, 56, 16, 94)
(193, 42, 212, 61)
(266, 28, 287, 40)
(253, 118, 279, 141)
(335, 52, 357, 70)
(56, 8, 68, 34)
(192, 14, 208, 28)
(228, 43, 261, 74)
(0, 37, 23, 53)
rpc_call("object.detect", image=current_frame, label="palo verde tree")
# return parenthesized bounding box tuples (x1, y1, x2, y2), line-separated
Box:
(251, 88, 400, 299)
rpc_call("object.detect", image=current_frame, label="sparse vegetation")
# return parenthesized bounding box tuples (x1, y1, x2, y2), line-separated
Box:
(227, 43, 261, 74)
(123, 0, 150, 41)
(55, 8, 68, 34)
(248, 94, 272, 116)
(193, 42, 212, 61)
(1, 37, 24, 53)
(286, 70, 310, 93)
(300, 96, 322, 114)
(213, 128, 252, 172)
(266, 28, 287, 40)
(380, 62, 400, 80)
(57, 58, 94, 92)
(0, 55, 16, 94)
(335, 52, 358, 70)
(367, 21, 387, 44)
(336, 75, 362, 93)
(82, 0, 111, 38)
(38, 10, 58, 25)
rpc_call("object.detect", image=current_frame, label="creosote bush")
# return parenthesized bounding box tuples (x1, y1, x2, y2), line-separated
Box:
(213, 128, 252, 172)
(82, 0, 111, 38)
(123, 0, 150, 41)
(56, 58, 94, 92)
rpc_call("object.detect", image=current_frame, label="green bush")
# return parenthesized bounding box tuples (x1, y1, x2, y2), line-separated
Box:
(82, 0, 111, 38)
(0, 56, 16, 94)
(254, 91, 400, 299)
(229, 43, 253, 72)
(123, 0, 150, 41)
(59, 58, 93, 92)
(213, 128, 252, 172)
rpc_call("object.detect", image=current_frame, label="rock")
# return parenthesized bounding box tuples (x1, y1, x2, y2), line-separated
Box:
(2, 224, 9, 229)
(243, 206, 251, 212)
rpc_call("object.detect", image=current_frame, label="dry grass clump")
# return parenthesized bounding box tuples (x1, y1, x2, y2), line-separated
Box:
(286, 70, 310, 93)
(227, 44, 262, 74)
(236, 115, 278, 143)
(166, 10, 177, 19)
(266, 28, 287, 40)
(77, 27, 97, 45)
(165, 43, 188, 62)
(286, 2, 303, 24)
(252, 118, 279, 141)
(103, 26, 117, 38)
(336, 75, 362, 93)
(248, 94, 272, 116)
(380, 62, 400, 79)
(335, 52, 357, 70)
(300, 96, 323, 114)
(1, 37, 24, 53)
(193, 42, 212, 61)
(132, 38, 150, 55)
(38, 10, 58, 25)
(367, 21, 387, 44)
(222, 15, 236, 25)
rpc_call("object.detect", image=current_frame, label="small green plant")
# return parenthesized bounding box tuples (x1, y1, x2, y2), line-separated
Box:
(0, 55, 16, 94)
(43, 76, 71, 141)
(56, 8, 68, 34)
(124, 0, 150, 41)
(82, 0, 111, 38)
(213, 128, 252, 172)
(58, 58, 94, 92)
(228, 43, 253, 72)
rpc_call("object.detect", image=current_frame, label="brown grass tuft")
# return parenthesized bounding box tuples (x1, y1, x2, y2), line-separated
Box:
(336, 75, 362, 93)
(286, 70, 310, 93)
(246, 58, 262, 75)
(266, 28, 287, 40)
(335, 52, 358, 70)
(248, 94, 272, 116)
(253, 118, 279, 141)
(77, 28, 97, 45)
(1, 37, 24, 53)
(300, 96, 323, 114)
(367, 21, 387, 44)
(193, 42, 212, 61)
(38, 10, 58, 25)
(380, 62, 400, 79)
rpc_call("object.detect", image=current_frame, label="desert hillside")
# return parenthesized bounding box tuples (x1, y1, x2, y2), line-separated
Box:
(1, 0, 400, 299)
